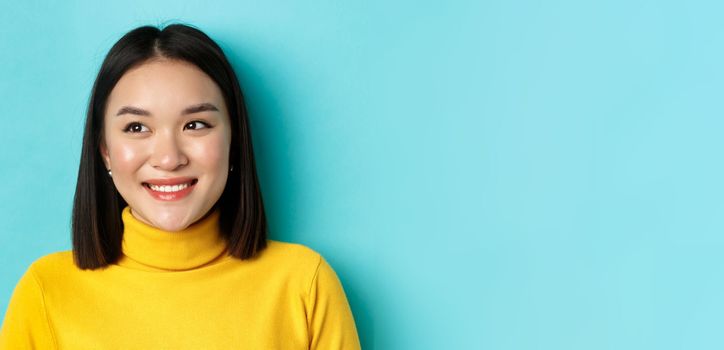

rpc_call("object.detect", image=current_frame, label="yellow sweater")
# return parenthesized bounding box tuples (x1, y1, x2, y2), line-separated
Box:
(0, 206, 361, 349)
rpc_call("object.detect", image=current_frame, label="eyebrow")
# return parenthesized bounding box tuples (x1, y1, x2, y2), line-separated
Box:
(115, 103, 220, 117)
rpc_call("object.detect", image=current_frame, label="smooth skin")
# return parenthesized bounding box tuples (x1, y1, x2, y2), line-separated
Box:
(100, 58, 232, 231)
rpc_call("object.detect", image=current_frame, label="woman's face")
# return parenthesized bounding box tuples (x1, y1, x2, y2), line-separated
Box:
(100, 59, 232, 231)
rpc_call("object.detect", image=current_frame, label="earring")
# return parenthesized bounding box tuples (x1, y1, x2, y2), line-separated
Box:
(229, 165, 234, 172)
(107, 169, 112, 176)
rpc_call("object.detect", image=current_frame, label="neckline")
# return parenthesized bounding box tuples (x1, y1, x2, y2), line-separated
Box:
(117, 206, 228, 271)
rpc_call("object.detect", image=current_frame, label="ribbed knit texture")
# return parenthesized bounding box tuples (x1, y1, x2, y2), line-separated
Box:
(0, 206, 361, 349)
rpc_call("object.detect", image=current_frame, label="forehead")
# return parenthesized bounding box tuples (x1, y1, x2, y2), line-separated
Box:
(106, 59, 226, 114)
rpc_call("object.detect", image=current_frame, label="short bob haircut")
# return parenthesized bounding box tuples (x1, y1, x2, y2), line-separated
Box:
(72, 23, 267, 270)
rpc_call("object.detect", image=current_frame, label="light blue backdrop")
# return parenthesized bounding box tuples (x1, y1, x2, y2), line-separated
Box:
(2, 1, 723, 349)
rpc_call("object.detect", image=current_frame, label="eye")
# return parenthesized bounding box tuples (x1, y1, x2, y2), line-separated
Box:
(184, 120, 211, 131)
(123, 122, 149, 133)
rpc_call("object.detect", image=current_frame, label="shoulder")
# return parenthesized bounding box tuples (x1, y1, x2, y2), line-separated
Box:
(261, 240, 346, 288)
(25, 250, 78, 283)
(251, 240, 325, 287)
(264, 239, 322, 264)
(29, 250, 75, 271)
(259, 240, 323, 273)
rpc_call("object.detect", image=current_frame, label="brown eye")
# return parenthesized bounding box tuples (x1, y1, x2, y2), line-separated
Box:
(184, 121, 211, 130)
(123, 122, 149, 133)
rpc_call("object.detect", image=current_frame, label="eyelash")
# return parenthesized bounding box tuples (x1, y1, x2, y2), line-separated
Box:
(122, 122, 148, 133)
(122, 121, 212, 133)
(184, 121, 211, 131)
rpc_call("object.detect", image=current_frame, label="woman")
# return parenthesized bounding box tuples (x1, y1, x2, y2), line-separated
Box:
(0, 23, 361, 349)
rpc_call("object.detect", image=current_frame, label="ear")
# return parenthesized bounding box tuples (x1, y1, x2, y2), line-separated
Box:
(99, 139, 111, 170)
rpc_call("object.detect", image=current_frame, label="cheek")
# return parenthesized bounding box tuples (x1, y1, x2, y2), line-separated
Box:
(109, 143, 147, 173)
(188, 136, 229, 171)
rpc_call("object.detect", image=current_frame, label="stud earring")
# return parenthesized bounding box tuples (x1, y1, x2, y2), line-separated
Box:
(107, 169, 112, 176)
(230, 165, 234, 172)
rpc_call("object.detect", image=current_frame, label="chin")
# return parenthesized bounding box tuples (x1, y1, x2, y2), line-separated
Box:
(130, 204, 200, 231)
(153, 221, 190, 232)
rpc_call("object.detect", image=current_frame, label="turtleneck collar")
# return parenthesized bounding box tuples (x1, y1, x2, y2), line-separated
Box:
(117, 206, 228, 271)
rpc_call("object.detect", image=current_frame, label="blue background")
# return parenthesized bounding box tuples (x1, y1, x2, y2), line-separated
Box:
(2, 1, 723, 349)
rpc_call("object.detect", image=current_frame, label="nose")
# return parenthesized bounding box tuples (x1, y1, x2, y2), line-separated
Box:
(149, 131, 188, 171)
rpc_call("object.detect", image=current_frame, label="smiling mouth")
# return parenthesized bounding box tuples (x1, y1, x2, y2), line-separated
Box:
(142, 179, 198, 193)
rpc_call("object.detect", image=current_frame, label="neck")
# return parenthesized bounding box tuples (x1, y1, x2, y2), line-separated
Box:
(117, 206, 228, 271)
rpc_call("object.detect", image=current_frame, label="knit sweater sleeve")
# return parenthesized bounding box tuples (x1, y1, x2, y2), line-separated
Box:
(306, 255, 361, 350)
(0, 263, 56, 349)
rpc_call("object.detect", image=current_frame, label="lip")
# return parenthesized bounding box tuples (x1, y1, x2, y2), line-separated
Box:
(143, 177, 197, 186)
(142, 178, 198, 202)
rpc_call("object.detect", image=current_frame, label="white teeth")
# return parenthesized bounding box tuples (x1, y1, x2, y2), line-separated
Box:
(148, 182, 191, 192)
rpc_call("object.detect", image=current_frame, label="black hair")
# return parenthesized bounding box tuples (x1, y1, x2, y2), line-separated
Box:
(72, 23, 267, 269)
